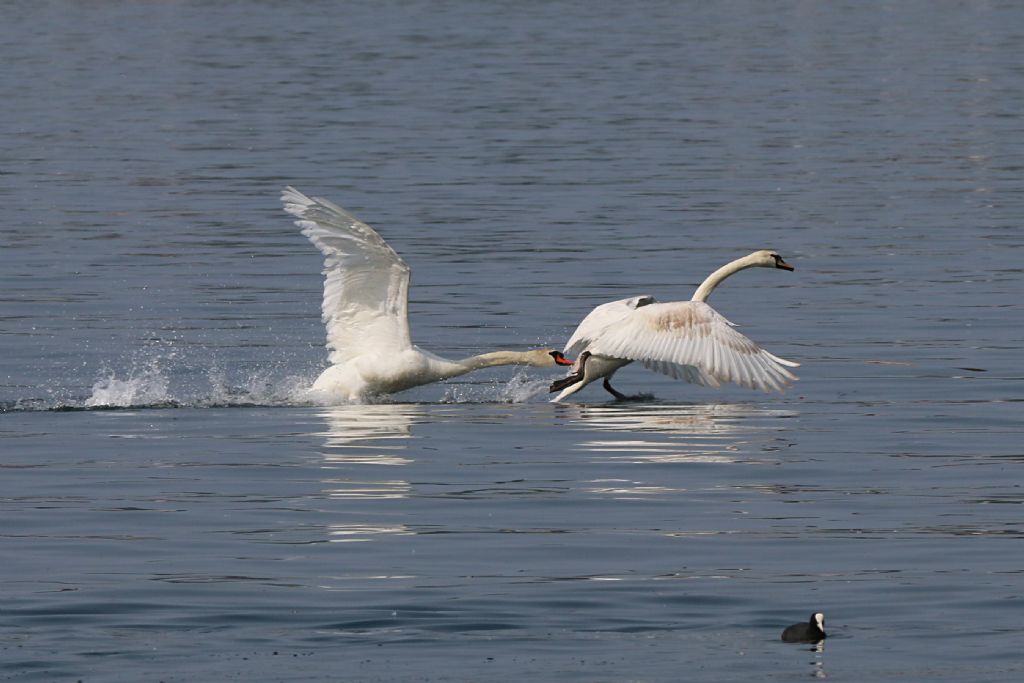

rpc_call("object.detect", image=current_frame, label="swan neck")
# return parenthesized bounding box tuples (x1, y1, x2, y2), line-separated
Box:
(457, 351, 532, 371)
(690, 255, 758, 303)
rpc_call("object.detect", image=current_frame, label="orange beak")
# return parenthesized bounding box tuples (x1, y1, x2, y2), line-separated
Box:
(553, 352, 575, 366)
(776, 258, 794, 271)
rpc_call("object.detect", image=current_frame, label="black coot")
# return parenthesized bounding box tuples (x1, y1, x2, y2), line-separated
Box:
(781, 612, 826, 643)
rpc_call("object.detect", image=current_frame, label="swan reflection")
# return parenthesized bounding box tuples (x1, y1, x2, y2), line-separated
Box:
(556, 402, 796, 464)
(316, 403, 423, 464)
(314, 403, 425, 503)
(326, 522, 414, 543)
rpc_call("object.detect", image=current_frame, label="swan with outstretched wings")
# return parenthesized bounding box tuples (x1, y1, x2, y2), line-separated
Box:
(282, 187, 572, 402)
(550, 250, 799, 401)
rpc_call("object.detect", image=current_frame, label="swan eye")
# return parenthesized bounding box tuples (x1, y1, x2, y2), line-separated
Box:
(772, 254, 795, 271)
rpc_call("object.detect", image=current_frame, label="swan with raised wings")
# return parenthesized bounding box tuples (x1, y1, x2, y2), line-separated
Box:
(550, 250, 799, 402)
(282, 187, 573, 402)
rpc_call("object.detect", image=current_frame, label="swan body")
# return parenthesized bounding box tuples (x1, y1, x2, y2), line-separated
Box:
(282, 187, 572, 402)
(550, 250, 799, 402)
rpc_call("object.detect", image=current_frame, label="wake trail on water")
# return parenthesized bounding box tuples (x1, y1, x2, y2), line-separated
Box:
(3, 360, 317, 413)
(83, 362, 316, 409)
(3, 359, 555, 413)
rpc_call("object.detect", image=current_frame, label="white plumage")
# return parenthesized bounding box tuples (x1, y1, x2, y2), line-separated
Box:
(282, 187, 572, 402)
(283, 187, 412, 364)
(551, 250, 799, 402)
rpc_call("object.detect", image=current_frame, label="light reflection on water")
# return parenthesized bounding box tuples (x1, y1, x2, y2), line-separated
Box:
(316, 405, 421, 503)
(3, 0, 1024, 679)
(317, 404, 419, 461)
(559, 402, 796, 464)
(326, 523, 414, 543)
(812, 640, 828, 679)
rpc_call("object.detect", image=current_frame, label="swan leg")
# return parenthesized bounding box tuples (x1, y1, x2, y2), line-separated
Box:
(602, 378, 628, 401)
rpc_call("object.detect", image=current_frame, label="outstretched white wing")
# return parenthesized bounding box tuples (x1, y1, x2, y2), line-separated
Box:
(282, 187, 412, 363)
(563, 295, 656, 356)
(586, 301, 799, 393)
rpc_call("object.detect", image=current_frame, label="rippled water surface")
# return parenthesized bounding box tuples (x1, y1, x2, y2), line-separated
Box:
(3, 1, 1023, 681)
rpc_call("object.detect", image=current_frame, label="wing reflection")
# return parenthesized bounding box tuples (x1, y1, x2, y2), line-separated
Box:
(556, 402, 796, 464)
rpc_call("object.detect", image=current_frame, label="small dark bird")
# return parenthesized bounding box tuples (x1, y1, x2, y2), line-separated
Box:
(781, 612, 826, 643)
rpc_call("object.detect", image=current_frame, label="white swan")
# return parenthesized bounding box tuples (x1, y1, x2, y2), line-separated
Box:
(550, 250, 799, 402)
(282, 187, 573, 402)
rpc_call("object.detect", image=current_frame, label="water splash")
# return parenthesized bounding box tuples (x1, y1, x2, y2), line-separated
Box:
(84, 361, 171, 408)
(498, 372, 552, 403)
(439, 371, 552, 404)
(4, 362, 559, 412)
(80, 363, 316, 410)
(1, 350, 320, 412)
(214, 370, 315, 407)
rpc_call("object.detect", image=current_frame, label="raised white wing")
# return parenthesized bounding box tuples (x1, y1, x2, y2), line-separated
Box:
(282, 187, 412, 363)
(563, 295, 655, 356)
(586, 301, 799, 393)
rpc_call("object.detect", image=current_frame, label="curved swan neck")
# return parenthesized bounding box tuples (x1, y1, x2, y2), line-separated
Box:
(690, 254, 762, 303)
(457, 350, 535, 371)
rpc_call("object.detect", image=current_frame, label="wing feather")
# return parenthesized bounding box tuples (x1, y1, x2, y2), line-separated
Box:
(282, 187, 412, 363)
(588, 301, 799, 393)
(562, 295, 655, 356)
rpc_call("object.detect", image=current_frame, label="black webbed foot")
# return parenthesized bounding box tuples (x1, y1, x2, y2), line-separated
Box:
(602, 378, 628, 400)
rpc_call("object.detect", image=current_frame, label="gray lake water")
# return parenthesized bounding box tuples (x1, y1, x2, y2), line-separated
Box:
(3, 1, 1023, 681)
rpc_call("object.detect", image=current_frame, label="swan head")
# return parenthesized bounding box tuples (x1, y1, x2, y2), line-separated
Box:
(750, 249, 794, 271)
(531, 349, 575, 367)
